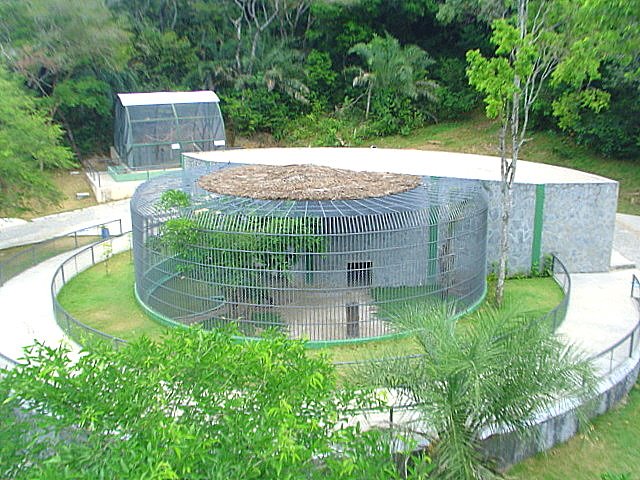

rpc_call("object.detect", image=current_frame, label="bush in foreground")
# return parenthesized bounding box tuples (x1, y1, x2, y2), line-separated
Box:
(0, 329, 424, 479)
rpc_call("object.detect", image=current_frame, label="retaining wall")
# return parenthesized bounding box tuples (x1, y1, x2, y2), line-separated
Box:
(481, 351, 640, 469)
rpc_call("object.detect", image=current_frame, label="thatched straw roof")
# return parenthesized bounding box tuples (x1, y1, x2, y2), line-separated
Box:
(197, 164, 422, 201)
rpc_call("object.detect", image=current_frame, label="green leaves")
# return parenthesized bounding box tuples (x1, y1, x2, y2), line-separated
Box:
(0, 328, 410, 479)
(0, 66, 75, 213)
(357, 303, 596, 479)
(349, 33, 438, 123)
(157, 189, 191, 210)
(466, 49, 515, 119)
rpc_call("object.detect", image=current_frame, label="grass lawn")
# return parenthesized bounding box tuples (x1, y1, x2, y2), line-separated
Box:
(324, 276, 563, 363)
(375, 112, 640, 215)
(507, 383, 640, 479)
(57, 252, 167, 341)
(57, 251, 563, 363)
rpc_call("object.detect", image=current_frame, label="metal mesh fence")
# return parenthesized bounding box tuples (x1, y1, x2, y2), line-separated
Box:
(131, 165, 489, 344)
(114, 98, 225, 170)
(51, 234, 131, 350)
(0, 219, 123, 287)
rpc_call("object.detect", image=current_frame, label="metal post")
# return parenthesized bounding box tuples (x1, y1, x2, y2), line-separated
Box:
(346, 303, 360, 339)
(630, 331, 635, 358)
(609, 350, 614, 373)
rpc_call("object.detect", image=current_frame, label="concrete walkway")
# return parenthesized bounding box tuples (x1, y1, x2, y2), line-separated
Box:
(614, 213, 640, 268)
(0, 200, 132, 250)
(0, 205, 638, 375)
(0, 251, 75, 361)
(558, 269, 639, 364)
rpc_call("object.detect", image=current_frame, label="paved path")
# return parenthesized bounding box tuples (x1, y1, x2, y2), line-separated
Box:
(0, 200, 132, 250)
(558, 270, 638, 357)
(0, 251, 75, 361)
(614, 213, 640, 268)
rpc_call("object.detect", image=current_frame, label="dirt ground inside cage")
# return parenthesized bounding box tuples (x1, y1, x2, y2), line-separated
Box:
(278, 289, 394, 341)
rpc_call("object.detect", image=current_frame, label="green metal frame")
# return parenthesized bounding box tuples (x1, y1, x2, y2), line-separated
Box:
(531, 184, 546, 273)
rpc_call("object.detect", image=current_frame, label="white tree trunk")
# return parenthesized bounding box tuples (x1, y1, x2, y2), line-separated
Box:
(495, 114, 509, 306)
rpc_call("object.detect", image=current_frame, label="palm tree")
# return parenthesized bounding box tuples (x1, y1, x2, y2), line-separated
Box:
(356, 303, 595, 479)
(349, 34, 438, 119)
(233, 45, 310, 104)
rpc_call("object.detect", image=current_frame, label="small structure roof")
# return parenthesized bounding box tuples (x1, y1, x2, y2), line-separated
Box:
(117, 90, 220, 107)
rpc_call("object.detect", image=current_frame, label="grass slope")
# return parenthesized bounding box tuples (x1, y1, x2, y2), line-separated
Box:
(9, 170, 98, 219)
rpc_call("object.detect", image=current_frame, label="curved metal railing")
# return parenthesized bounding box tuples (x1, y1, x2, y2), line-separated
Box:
(586, 273, 640, 374)
(50, 234, 130, 350)
(24, 243, 640, 390)
(0, 220, 124, 365)
(0, 219, 123, 287)
(49, 251, 572, 374)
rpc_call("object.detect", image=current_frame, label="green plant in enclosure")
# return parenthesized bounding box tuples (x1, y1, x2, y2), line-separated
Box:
(157, 189, 191, 210)
(0, 328, 423, 479)
(157, 209, 326, 322)
(356, 303, 596, 480)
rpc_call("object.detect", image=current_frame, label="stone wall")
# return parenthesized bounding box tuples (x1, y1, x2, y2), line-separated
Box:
(481, 180, 618, 274)
(543, 182, 618, 273)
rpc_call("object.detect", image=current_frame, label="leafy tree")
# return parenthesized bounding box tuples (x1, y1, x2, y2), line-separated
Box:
(0, 328, 417, 479)
(558, 60, 640, 158)
(128, 27, 199, 90)
(356, 303, 595, 480)
(0, 66, 74, 213)
(304, 50, 338, 110)
(349, 34, 438, 120)
(467, 0, 620, 305)
(0, 0, 129, 157)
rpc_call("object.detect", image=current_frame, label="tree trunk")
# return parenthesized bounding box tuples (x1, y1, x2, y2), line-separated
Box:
(495, 115, 509, 306)
(365, 85, 372, 119)
(58, 109, 82, 162)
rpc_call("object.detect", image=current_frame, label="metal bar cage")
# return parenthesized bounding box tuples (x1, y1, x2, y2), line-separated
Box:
(131, 164, 489, 344)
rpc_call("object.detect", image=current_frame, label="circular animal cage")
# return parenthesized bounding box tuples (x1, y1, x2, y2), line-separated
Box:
(131, 163, 488, 344)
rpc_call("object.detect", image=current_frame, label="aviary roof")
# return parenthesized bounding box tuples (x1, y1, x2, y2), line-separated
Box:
(197, 164, 422, 201)
(117, 90, 220, 107)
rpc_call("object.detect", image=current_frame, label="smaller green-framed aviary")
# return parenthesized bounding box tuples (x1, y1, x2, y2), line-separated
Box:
(114, 91, 226, 171)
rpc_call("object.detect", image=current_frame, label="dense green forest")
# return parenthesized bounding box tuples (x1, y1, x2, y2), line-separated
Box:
(0, 0, 638, 209)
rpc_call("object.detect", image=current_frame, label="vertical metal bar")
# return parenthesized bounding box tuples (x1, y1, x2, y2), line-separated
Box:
(609, 350, 614, 373)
